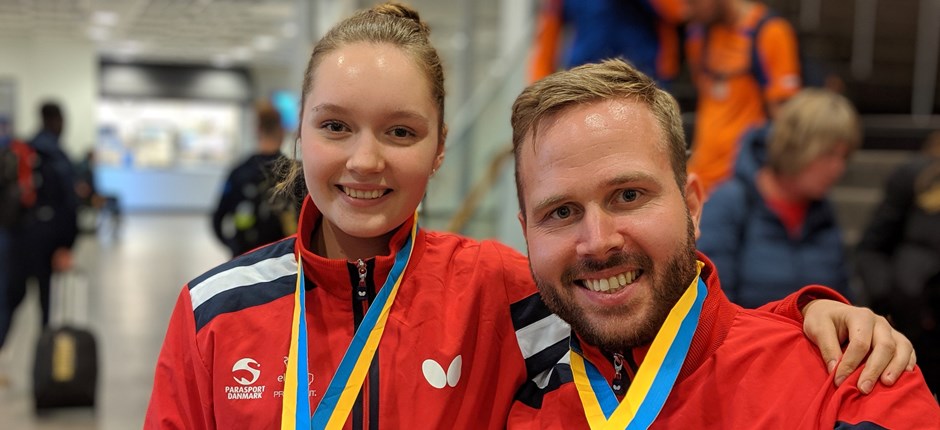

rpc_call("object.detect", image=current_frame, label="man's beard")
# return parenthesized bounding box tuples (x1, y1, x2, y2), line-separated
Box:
(533, 215, 698, 352)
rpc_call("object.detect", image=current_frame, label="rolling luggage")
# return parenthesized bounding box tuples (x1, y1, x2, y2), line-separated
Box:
(33, 270, 98, 410)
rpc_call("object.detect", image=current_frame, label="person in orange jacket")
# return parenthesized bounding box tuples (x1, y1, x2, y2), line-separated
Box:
(685, 0, 802, 194)
(529, 0, 685, 85)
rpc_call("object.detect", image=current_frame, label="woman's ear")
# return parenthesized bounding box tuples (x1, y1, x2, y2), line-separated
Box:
(433, 124, 447, 174)
(432, 148, 445, 176)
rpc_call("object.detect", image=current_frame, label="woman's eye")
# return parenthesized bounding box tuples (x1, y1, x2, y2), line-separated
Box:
(620, 189, 639, 202)
(390, 127, 414, 138)
(323, 121, 347, 132)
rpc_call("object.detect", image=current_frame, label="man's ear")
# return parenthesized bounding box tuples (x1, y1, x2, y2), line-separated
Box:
(685, 173, 705, 240)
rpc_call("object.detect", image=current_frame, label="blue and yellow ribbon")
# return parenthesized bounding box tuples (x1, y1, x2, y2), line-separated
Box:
(281, 254, 312, 429)
(570, 261, 707, 430)
(281, 214, 418, 430)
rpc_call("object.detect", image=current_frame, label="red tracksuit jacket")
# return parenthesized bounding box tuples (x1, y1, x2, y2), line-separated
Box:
(507, 254, 940, 429)
(146, 198, 848, 429)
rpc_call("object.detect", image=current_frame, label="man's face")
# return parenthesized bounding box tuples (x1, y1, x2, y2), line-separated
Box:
(686, 0, 725, 25)
(517, 99, 703, 351)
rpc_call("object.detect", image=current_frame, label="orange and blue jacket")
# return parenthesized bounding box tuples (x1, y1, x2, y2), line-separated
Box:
(529, 0, 685, 84)
(686, 4, 801, 194)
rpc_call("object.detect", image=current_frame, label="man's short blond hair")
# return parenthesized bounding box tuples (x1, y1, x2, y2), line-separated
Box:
(510, 59, 687, 214)
(768, 89, 861, 176)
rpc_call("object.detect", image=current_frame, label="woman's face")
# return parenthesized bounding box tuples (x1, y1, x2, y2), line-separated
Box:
(793, 142, 850, 200)
(300, 42, 444, 239)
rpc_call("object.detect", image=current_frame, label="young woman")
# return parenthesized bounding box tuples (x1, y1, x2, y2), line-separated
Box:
(146, 5, 914, 430)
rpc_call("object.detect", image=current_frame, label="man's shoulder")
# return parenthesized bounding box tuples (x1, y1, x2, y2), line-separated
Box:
(698, 306, 834, 393)
(718, 307, 823, 367)
(729, 306, 807, 340)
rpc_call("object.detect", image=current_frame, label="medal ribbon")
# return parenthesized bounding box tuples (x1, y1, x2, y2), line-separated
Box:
(281, 253, 312, 429)
(280, 213, 418, 430)
(570, 261, 707, 430)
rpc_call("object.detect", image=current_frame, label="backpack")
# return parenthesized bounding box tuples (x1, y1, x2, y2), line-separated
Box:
(216, 155, 297, 255)
(696, 9, 817, 101)
(0, 139, 37, 227)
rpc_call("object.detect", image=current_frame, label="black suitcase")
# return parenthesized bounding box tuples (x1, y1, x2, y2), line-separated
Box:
(33, 270, 98, 410)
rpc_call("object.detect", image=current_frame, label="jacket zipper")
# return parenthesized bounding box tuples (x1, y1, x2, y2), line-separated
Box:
(349, 259, 379, 430)
(611, 352, 626, 396)
(356, 259, 368, 299)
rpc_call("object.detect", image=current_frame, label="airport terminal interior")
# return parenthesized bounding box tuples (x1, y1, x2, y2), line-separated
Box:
(1, 0, 939, 428)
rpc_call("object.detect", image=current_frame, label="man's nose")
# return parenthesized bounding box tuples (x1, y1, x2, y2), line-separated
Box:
(575, 207, 624, 259)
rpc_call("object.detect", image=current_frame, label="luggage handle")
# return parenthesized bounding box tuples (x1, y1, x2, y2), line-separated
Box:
(49, 269, 90, 328)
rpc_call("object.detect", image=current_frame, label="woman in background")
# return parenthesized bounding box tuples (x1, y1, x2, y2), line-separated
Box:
(698, 89, 859, 308)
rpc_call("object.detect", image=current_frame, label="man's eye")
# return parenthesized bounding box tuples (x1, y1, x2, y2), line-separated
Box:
(621, 189, 639, 202)
(551, 206, 572, 219)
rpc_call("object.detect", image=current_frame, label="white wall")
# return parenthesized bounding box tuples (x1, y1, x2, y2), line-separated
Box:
(0, 35, 98, 159)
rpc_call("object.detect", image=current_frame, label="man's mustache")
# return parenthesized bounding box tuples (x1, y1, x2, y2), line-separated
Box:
(560, 252, 653, 285)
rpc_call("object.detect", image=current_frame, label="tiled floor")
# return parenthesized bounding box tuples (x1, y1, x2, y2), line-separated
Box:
(0, 212, 230, 429)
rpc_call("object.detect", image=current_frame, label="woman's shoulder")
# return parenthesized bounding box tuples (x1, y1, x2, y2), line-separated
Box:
(424, 230, 522, 254)
(423, 230, 531, 276)
(185, 238, 297, 326)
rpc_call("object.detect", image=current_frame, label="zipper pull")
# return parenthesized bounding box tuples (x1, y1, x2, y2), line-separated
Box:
(356, 259, 368, 300)
(611, 352, 626, 396)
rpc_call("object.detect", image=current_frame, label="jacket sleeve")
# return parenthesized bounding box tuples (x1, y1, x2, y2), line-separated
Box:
(755, 285, 849, 324)
(529, 0, 564, 82)
(818, 366, 940, 428)
(51, 150, 80, 250)
(489, 241, 573, 423)
(755, 17, 802, 104)
(145, 287, 215, 430)
(646, 0, 687, 24)
(697, 181, 749, 303)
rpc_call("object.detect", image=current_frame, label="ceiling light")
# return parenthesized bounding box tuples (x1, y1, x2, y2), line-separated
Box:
(232, 46, 253, 61)
(92, 11, 118, 27)
(281, 23, 298, 38)
(212, 54, 233, 68)
(88, 26, 110, 41)
(253, 35, 276, 51)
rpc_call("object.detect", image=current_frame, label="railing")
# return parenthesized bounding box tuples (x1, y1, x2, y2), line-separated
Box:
(422, 25, 533, 251)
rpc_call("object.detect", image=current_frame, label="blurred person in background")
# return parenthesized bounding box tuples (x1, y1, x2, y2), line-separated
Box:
(697, 89, 859, 308)
(685, 0, 802, 194)
(146, 4, 916, 428)
(528, 0, 685, 85)
(856, 131, 940, 393)
(0, 101, 79, 364)
(0, 116, 15, 385)
(211, 101, 296, 257)
(74, 149, 121, 235)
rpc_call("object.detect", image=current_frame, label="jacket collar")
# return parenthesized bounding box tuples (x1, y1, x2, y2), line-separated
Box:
(293, 196, 426, 299)
(575, 252, 739, 382)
